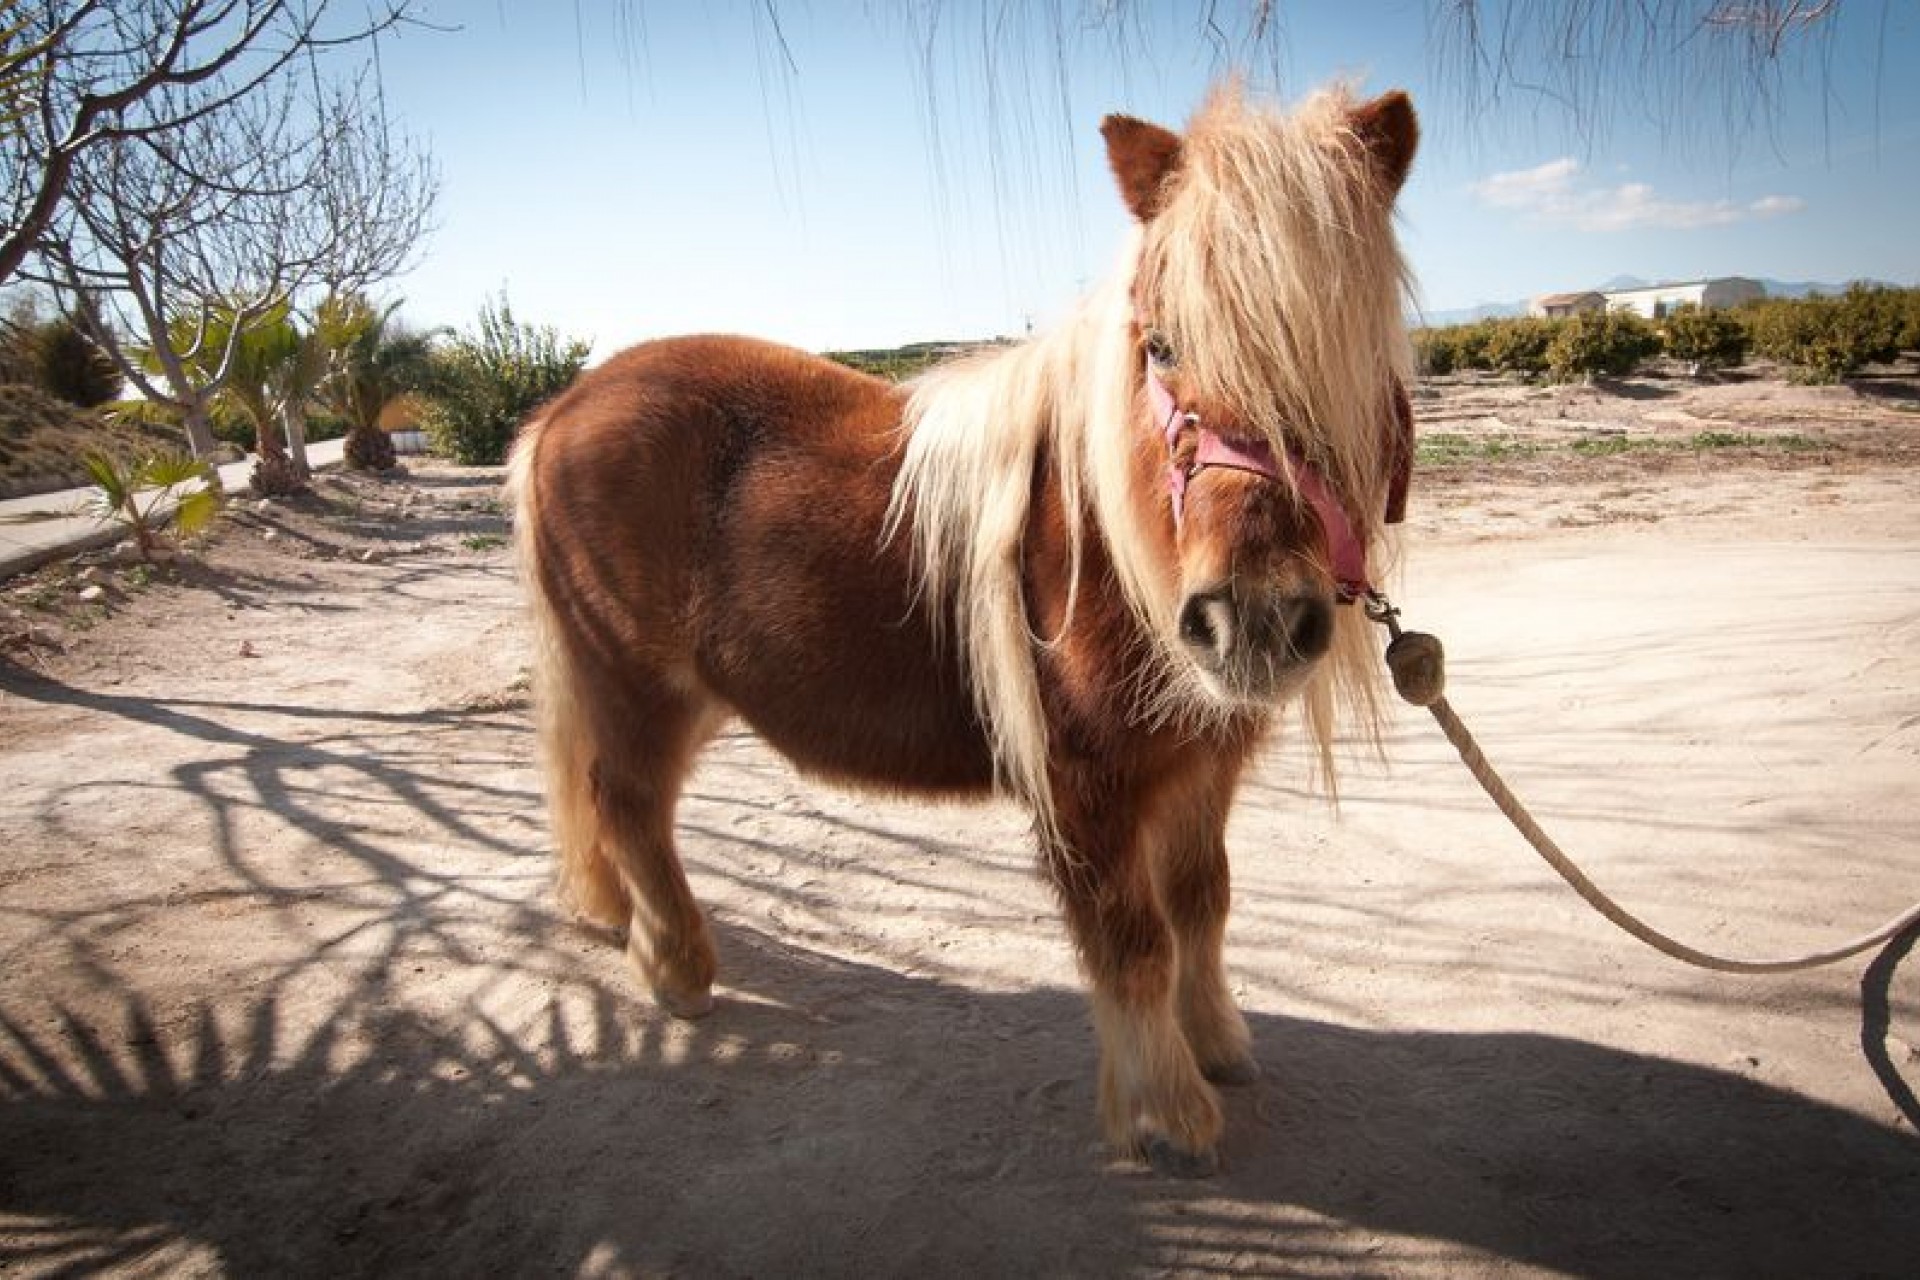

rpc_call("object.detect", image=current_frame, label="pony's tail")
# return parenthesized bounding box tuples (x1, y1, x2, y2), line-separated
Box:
(507, 414, 630, 928)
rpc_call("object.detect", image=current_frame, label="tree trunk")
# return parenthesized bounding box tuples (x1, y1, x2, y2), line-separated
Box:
(250, 410, 305, 497)
(344, 422, 396, 471)
(256, 411, 288, 465)
(181, 402, 220, 463)
(282, 403, 312, 478)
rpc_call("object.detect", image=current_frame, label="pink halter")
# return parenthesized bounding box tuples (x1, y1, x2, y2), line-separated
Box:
(1146, 359, 1372, 602)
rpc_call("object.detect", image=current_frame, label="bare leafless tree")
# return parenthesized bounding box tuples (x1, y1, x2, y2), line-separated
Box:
(27, 67, 436, 467)
(0, 0, 423, 288)
(821, 2, 1867, 164)
(1426, 0, 1857, 153)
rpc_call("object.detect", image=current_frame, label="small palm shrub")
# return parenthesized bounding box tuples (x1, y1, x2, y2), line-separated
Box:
(82, 451, 220, 561)
(316, 293, 435, 473)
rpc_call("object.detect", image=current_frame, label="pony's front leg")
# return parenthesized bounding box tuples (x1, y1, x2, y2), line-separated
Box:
(1156, 814, 1259, 1088)
(1049, 792, 1223, 1177)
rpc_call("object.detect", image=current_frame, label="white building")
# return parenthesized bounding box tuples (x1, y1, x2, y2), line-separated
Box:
(1602, 278, 1765, 319)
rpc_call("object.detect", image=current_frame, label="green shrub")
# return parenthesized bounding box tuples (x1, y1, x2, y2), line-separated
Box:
(1480, 316, 1558, 378)
(1898, 288, 1920, 353)
(1743, 286, 1912, 382)
(304, 408, 348, 445)
(826, 347, 949, 381)
(0, 300, 123, 406)
(1545, 309, 1659, 382)
(34, 313, 123, 407)
(1834, 284, 1907, 366)
(1413, 325, 1465, 375)
(1741, 298, 1804, 364)
(421, 295, 589, 465)
(207, 401, 259, 451)
(0, 321, 33, 384)
(1660, 306, 1750, 374)
(1414, 318, 1575, 378)
(1421, 320, 1499, 374)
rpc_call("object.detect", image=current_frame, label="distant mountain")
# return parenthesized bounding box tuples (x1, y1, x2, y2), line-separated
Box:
(1757, 276, 1899, 299)
(1410, 300, 1527, 328)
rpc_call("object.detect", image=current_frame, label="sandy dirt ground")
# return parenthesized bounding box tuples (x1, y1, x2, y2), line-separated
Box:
(1, 371, 1916, 1277)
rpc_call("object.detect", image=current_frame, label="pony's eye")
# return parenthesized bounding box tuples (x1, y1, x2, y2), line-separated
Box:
(1144, 330, 1177, 369)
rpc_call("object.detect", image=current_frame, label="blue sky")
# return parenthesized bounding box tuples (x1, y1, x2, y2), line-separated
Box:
(374, 2, 1920, 358)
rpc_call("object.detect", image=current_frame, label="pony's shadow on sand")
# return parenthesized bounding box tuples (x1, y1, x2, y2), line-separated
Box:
(2, 918, 1915, 1278)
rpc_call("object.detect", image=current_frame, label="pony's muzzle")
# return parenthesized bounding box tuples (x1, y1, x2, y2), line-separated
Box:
(1177, 585, 1333, 696)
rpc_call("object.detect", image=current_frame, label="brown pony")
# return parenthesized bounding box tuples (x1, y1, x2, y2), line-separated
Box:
(509, 83, 1419, 1175)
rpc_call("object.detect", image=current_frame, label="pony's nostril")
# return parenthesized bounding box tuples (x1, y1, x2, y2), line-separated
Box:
(1279, 594, 1333, 661)
(1178, 593, 1234, 661)
(1179, 595, 1215, 649)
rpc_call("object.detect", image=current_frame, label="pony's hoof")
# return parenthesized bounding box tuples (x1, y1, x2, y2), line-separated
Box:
(1202, 1055, 1262, 1088)
(1143, 1136, 1219, 1179)
(656, 985, 715, 1020)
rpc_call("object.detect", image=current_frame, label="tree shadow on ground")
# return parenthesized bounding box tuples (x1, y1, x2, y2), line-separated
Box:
(1590, 377, 1679, 401)
(2, 919, 1914, 1278)
(1848, 374, 1920, 405)
(0, 659, 552, 1026)
(4, 611, 1915, 1276)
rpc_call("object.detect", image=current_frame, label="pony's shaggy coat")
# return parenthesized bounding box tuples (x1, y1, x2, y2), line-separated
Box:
(510, 82, 1418, 1173)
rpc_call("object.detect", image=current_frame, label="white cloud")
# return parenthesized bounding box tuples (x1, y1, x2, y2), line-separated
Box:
(1470, 158, 1805, 232)
(1473, 157, 1582, 209)
(1748, 194, 1809, 218)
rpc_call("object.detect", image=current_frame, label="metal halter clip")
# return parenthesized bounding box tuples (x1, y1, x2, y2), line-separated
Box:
(1361, 588, 1402, 640)
(1362, 589, 1446, 708)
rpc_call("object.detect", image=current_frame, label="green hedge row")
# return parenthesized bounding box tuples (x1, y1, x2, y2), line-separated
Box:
(1415, 285, 1920, 384)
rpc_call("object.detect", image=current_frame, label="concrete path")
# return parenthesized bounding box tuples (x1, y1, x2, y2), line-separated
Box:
(0, 438, 346, 580)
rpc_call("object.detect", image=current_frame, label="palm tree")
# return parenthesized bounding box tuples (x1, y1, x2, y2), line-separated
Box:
(198, 305, 308, 495)
(316, 293, 435, 472)
(169, 301, 333, 496)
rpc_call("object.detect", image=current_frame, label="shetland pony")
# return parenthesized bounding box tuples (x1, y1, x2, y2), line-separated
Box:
(509, 83, 1419, 1175)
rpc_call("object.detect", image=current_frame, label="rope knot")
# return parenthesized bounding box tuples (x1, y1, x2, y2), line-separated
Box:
(1385, 631, 1446, 707)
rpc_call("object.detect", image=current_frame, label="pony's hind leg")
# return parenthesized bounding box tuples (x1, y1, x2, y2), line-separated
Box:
(561, 665, 725, 1019)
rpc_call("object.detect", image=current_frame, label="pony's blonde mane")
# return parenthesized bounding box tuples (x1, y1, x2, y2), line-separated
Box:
(887, 82, 1413, 836)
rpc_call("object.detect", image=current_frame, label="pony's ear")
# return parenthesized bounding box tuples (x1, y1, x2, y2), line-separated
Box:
(1350, 90, 1419, 195)
(1100, 114, 1184, 222)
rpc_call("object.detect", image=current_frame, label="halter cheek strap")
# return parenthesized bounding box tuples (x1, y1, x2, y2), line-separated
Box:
(1146, 358, 1374, 602)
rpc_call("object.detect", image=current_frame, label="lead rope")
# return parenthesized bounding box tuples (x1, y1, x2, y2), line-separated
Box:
(1363, 590, 1920, 974)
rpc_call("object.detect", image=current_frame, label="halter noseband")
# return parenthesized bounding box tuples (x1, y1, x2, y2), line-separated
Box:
(1145, 358, 1374, 603)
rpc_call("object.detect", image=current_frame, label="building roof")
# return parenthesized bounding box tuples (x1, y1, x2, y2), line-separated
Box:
(1604, 277, 1760, 296)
